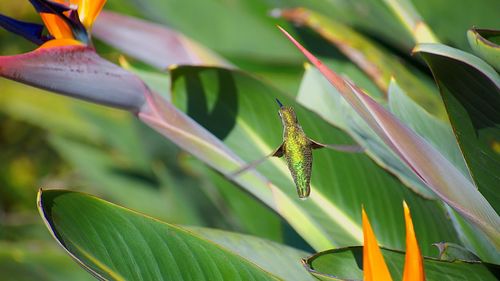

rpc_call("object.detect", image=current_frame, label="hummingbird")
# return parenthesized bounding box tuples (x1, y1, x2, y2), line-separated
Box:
(230, 98, 362, 199)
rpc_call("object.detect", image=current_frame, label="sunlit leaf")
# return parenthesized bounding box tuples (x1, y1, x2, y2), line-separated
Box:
(138, 89, 336, 251)
(164, 65, 459, 254)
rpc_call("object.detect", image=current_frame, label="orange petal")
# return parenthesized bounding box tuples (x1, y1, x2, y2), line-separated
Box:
(78, 0, 107, 29)
(38, 38, 83, 49)
(362, 208, 393, 281)
(40, 13, 74, 39)
(403, 201, 426, 281)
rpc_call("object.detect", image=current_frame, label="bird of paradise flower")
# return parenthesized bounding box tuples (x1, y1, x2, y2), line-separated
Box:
(362, 202, 425, 281)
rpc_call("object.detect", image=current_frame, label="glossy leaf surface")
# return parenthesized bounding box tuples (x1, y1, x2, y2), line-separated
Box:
(38, 189, 316, 280)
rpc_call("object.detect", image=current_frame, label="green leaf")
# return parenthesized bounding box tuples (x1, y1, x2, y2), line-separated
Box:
(166, 65, 459, 255)
(297, 63, 500, 261)
(38, 189, 315, 280)
(187, 227, 314, 281)
(414, 44, 500, 215)
(467, 28, 500, 72)
(304, 246, 500, 281)
(280, 28, 500, 253)
(387, 80, 500, 260)
(48, 135, 200, 224)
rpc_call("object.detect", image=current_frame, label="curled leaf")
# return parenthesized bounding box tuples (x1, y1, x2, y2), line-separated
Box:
(467, 28, 500, 72)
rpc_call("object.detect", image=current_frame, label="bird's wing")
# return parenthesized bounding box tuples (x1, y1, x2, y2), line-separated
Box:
(228, 142, 285, 178)
(308, 138, 364, 153)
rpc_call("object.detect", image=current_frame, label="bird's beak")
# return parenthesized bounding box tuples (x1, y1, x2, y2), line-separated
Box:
(276, 98, 283, 108)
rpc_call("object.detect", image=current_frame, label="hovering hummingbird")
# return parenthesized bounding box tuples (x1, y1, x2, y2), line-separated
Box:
(230, 98, 362, 199)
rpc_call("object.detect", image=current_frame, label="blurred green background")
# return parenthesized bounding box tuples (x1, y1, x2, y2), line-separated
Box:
(1, 0, 499, 279)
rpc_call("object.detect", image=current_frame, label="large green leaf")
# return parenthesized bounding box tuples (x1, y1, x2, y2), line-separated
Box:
(38, 189, 314, 280)
(414, 44, 500, 215)
(166, 65, 459, 254)
(303, 247, 500, 281)
(280, 28, 500, 253)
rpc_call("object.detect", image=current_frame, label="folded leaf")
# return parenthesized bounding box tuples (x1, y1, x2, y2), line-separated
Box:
(414, 43, 500, 216)
(279, 27, 500, 251)
(0, 46, 146, 110)
(467, 28, 500, 72)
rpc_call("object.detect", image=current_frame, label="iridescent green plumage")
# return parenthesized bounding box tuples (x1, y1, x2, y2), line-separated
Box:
(230, 99, 362, 199)
(279, 105, 313, 199)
